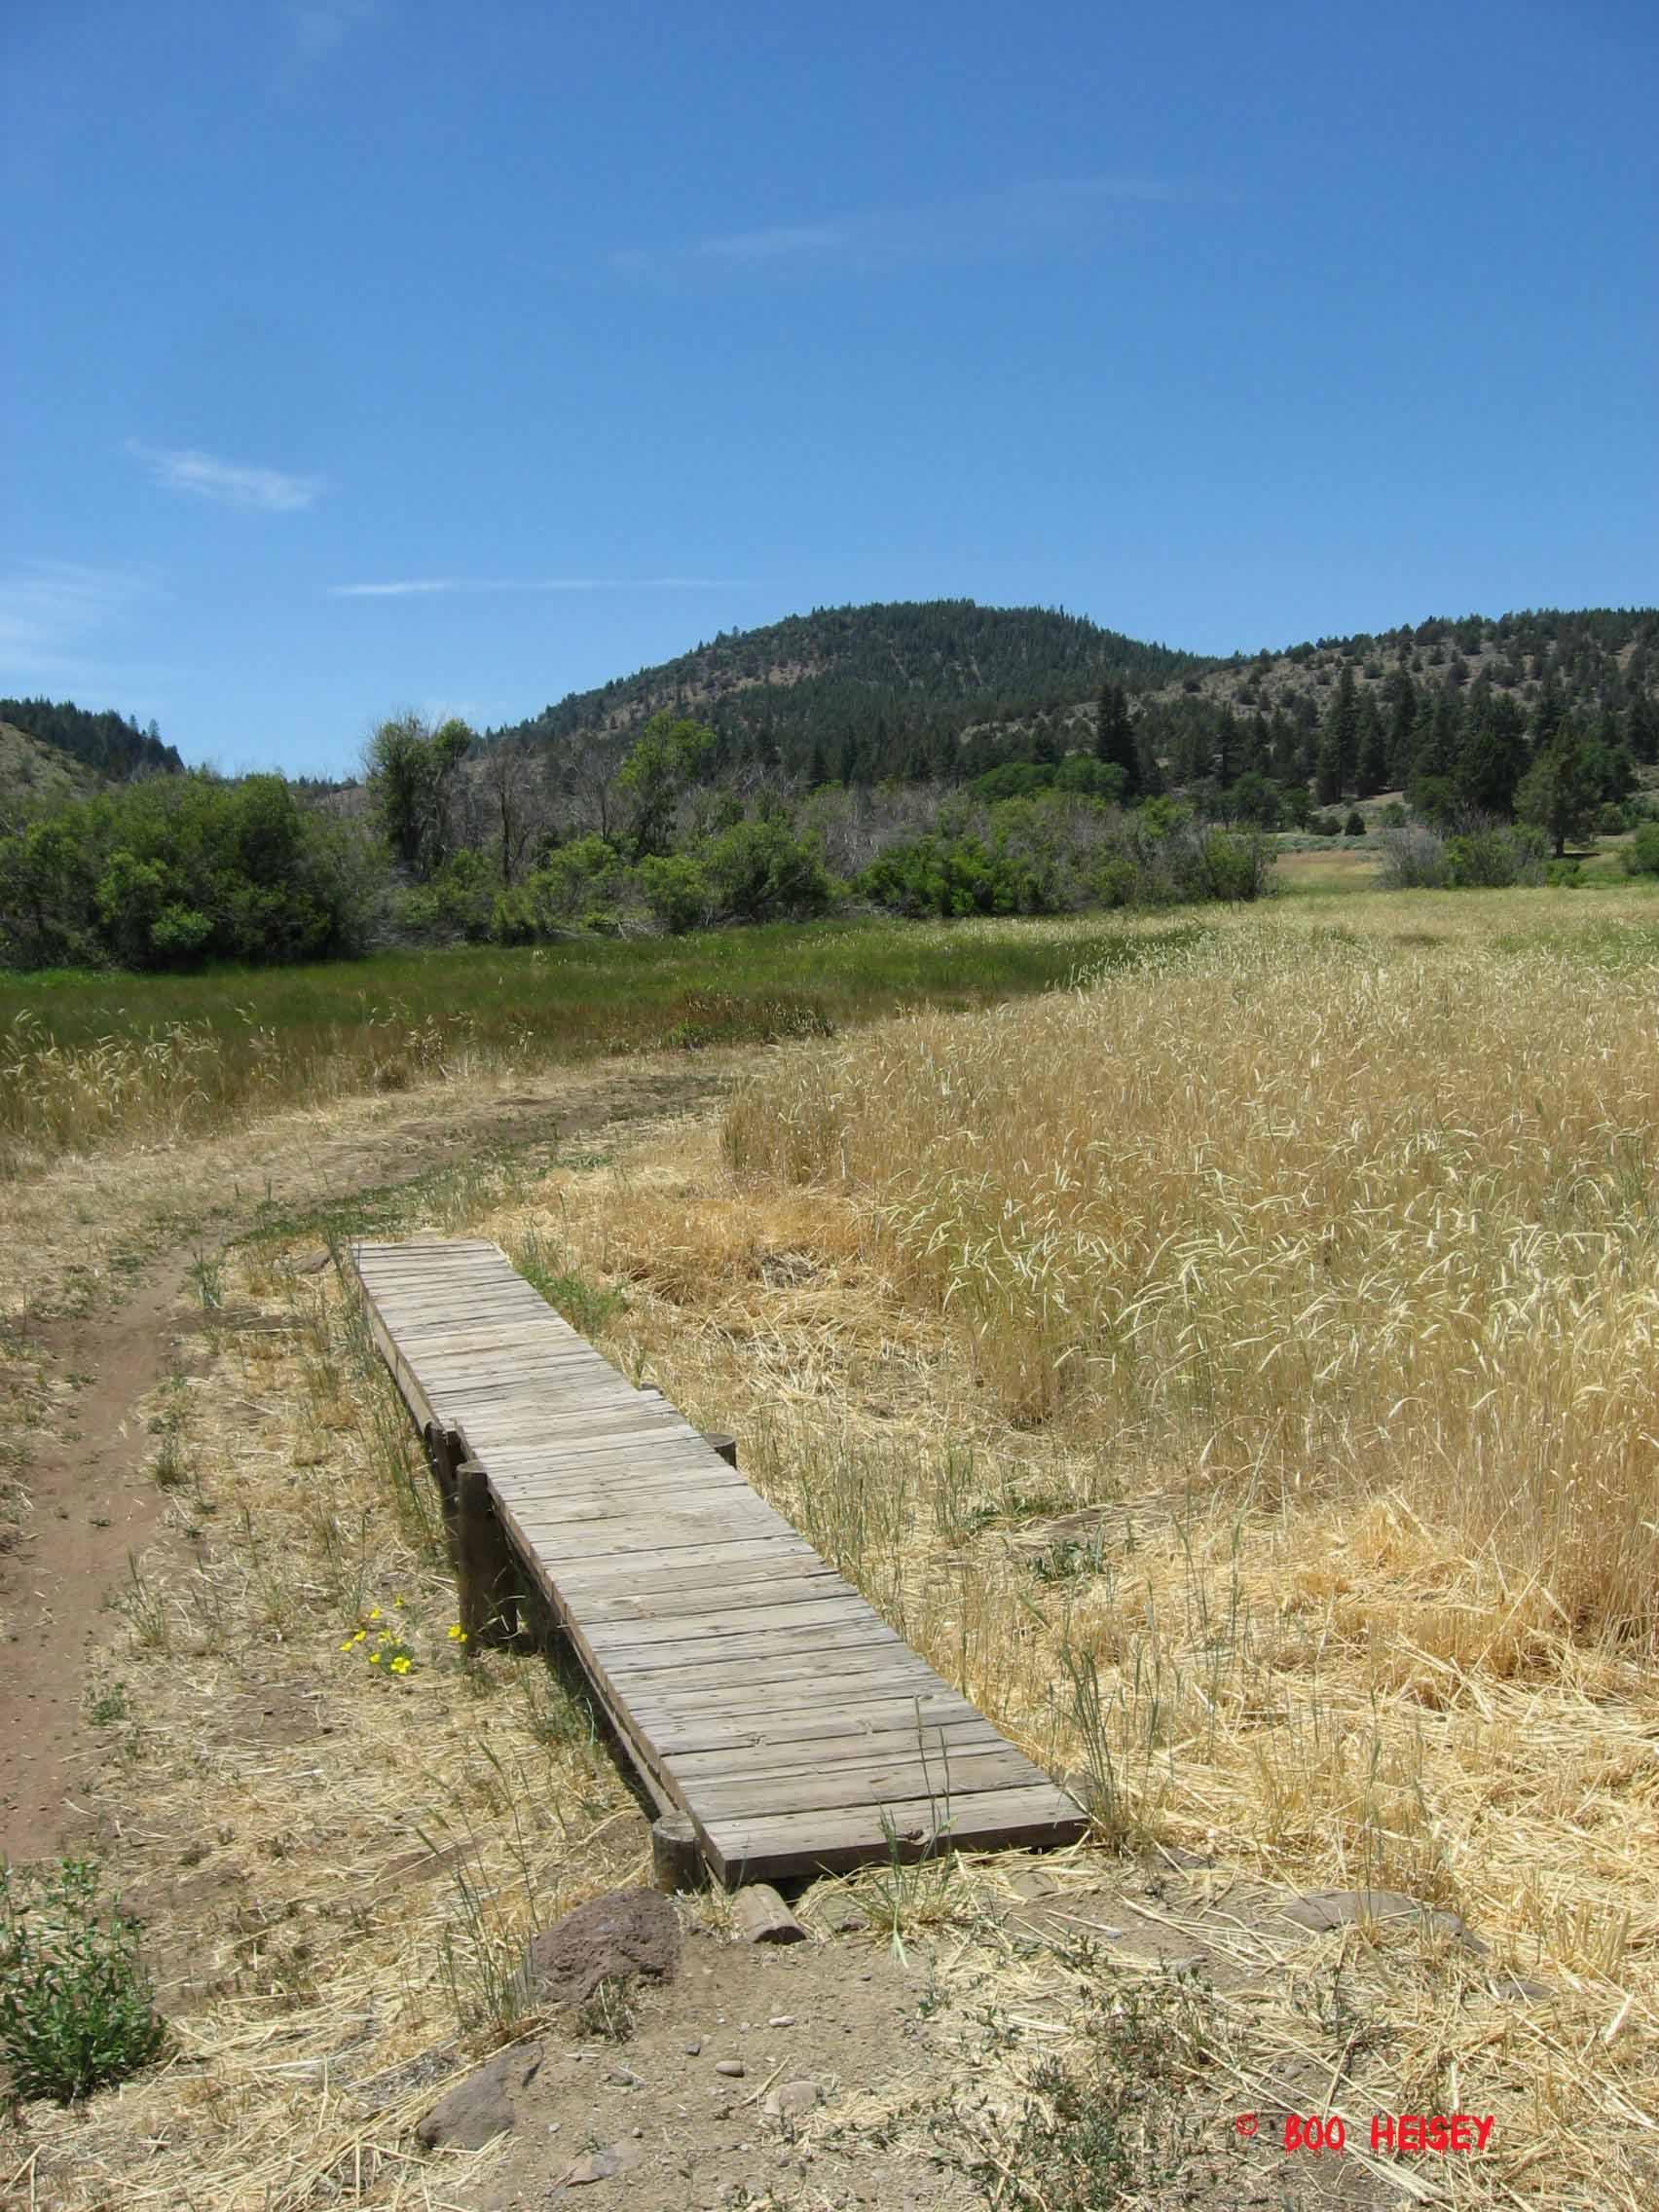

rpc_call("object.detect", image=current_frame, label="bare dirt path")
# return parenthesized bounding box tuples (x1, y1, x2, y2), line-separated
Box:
(0, 1053, 739, 1863)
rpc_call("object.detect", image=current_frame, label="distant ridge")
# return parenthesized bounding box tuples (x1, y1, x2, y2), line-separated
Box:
(0, 696, 183, 784)
(492, 598, 1200, 783)
(490, 598, 1657, 788)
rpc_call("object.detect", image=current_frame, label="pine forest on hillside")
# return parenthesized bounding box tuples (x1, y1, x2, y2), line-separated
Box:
(2, 600, 1657, 972)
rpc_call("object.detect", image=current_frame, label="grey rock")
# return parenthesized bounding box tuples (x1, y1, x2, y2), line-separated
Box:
(1493, 1969, 1556, 2002)
(683, 2037, 703, 2055)
(715, 2058, 746, 2078)
(763, 2077, 823, 2120)
(1279, 1887, 1487, 1953)
(415, 2042, 542, 2151)
(557, 2137, 641, 2187)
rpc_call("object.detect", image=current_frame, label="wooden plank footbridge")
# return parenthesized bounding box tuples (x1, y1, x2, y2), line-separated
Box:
(350, 1238, 1086, 1888)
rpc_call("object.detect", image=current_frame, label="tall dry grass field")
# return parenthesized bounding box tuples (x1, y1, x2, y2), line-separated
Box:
(725, 922, 1659, 1653)
(545, 905, 1659, 2201)
(14, 894, 1659, 2209)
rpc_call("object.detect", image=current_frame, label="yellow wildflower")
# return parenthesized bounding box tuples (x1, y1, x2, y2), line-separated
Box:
(367, 1606, 382, 1621)
(367, 1651, 381, 1665)
(390, 1655, 412, 1676)
(447, 1624, 466, 1642)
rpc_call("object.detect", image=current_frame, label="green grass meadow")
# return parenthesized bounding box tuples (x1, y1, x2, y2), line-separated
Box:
(0, 916, 1205, 1168)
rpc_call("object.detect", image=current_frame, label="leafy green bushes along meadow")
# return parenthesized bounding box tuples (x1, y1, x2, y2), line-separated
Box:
(0, 709, 1275, 975)
(0, 773, 372, 971)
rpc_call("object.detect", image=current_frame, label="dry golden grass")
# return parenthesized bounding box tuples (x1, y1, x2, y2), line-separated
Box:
(13, 889, 1659, 2209)
(467, 894, 1659, 2205)
(3, 1247, 647, 2212)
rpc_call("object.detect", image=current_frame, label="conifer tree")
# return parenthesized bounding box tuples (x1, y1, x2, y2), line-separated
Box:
(1382, 668, 1418, 786)
(1355, 692, 1389, 795)
(1315, 665, 1359, 803)
(1517, 733, 1600, 857)
(1094, 680, 1140, 800)
(1626, 691, 1658, 764)
(1215, 706, 1239, 788)
(1455, 685, 1528, 817)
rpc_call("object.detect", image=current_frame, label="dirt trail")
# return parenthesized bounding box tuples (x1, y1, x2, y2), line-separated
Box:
(0, 1055, 736, 1863)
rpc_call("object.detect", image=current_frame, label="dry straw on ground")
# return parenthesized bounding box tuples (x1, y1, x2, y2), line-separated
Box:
(488, 894, 1659, 2206)
(8, 890, 1659, 2209)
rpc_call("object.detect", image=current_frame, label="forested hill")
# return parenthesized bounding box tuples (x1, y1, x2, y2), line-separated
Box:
(492, 600, 1200, 782)
(1121, 605, 1659, 803)
(0, 697, 184, 784)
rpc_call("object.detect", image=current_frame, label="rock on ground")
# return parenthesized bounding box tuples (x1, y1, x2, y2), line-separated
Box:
(416, 2043, 543, 2151)
(517, 1886, 682, 2009)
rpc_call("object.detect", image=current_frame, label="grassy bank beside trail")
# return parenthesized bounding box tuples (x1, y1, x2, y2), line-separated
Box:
(0, 915, 1203, 1173)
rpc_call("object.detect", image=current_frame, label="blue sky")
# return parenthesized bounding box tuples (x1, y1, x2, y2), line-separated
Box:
(4, 0, 1655, 777)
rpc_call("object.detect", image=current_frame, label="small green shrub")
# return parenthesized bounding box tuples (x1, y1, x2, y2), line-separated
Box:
(857, 833, 1020, 917)
(700, 817, 833, 922)
(1623, 822, 1659, 876)
(638, 852, 711, 934)
(1344, 808, 1367, 836)
(1192, 827, 1271, 902)
(393, 847, 497, 941)
(0, 1859, 166, 2103)
(491, 835, 625, 941)
(1445, 824, 1546, 889)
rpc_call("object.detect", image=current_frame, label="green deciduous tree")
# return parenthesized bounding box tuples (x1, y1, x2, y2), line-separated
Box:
(366, 712, 473, 880)
(616, 713, 716, 859)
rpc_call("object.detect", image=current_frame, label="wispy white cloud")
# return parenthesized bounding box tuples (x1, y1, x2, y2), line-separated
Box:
(288, 0, 378, 67)
(0, 560, 160, 684)
(330, 576, 749, 599)
(610, 175, 1215, 286)
(128, 440, 324, 512)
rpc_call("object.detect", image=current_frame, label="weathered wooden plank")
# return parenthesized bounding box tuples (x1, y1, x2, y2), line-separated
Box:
(700, 1786, 1088, 1884)
(690, 1744, 1050, 1821)
(597, 1615, 909, 1677)
(583, 1593, 874, 1654)
(663, 1714, 1007, 1774)
(350, 1236, 1087, 1886)
(554, 1537, 819, 1585)
(627, 1681, 980, 1737)
(602, 1643, 940, 1702)
(570, 1568, 853, 1624)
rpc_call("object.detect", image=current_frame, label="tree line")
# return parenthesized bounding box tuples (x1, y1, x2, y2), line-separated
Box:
(3, 601, 1654, 972)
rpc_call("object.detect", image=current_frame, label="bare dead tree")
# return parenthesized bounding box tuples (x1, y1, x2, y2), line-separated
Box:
(476, 735, 544, 885)
(555, 726, 629, 840)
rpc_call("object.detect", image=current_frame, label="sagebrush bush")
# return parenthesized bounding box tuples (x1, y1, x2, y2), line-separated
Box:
(1375, 822, 1451, 888)
(1444, 823, 1546, 888)
(0, 1858, 166, 2102)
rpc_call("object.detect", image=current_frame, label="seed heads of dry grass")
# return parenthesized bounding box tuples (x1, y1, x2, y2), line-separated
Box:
(726, 922, 1659, 1650)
